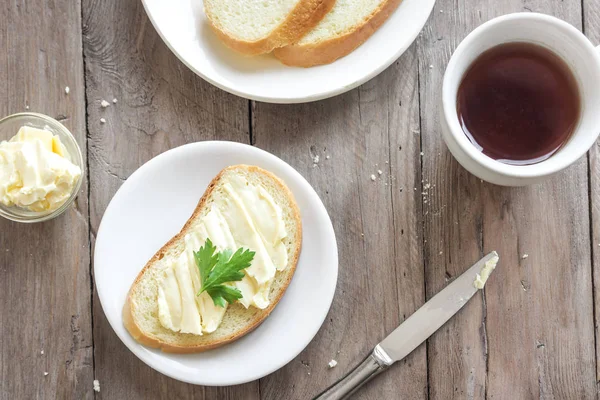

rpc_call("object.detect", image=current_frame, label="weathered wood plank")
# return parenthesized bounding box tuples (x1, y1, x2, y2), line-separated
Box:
(0, 1, 93, 399)
(419, 1, 596, 398)
(583, 0, 600, 386)
(253, 47, 425, 399)
(82, 0, 254, 398)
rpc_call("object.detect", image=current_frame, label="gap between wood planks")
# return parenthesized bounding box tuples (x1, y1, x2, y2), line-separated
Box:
(414, 49, 433, 400)
(80, 1, 97, 397)
(581, 0, 599, 391)
(582, 0, 600, 390)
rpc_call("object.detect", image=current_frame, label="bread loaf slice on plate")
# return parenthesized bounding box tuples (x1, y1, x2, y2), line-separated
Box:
(204, 0, 337, 55)
(273, 0, 402, 67)
(123, 165, 302, 353)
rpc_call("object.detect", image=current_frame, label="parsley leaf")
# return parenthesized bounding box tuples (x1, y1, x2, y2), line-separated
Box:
(193, 238, 219, 285)
(194, 240, 255, 308)
(206, 285, 246, 308)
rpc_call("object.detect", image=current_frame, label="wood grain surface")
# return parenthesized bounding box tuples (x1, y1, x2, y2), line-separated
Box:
(2, 0, 600, 398)
(0, 1, 93, 399)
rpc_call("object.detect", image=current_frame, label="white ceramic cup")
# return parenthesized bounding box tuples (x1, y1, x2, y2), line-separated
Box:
(441, 13, 600, 186)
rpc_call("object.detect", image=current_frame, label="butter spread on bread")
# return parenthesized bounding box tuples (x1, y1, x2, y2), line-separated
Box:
(156, 175, 288, 335)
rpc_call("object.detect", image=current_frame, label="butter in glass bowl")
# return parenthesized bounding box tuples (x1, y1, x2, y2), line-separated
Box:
(0, 113, 84, 223)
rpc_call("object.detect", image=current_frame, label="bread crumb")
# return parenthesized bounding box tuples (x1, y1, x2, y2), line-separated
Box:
(93, 379, 100, 392)
(25, 105, 30, 110)
(328, 359, 338, 368)
(326, 155, 330, 160)
(522, 254, 529, 259)
(100, 118, 106, 124)
(65, 86, 70, 94)
(43, 372, 48, 376)
(40, 350, 44, 355)
(423, 183, 431, 190)
(100, 100, 110, 108)
(440, 9, 444, 13)
(429, 65, 434, 69)
(311, 154, 320, 168)
(112, 98, 118, 104)
(420, 152, 424, 156)
(377, 170, 383, 175)
(370, 174, 376, 181)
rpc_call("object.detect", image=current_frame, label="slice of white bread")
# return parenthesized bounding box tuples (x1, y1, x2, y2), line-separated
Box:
(273, 0, 402, 67)
(123, 165, 302, 353)
(204, 0, 337, 55)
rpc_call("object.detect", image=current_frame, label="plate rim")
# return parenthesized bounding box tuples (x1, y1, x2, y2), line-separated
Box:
(140, 0, 436, 104)
(93, 141, 339, 385)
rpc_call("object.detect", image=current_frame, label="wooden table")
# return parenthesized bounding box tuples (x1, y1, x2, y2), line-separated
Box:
(1, 0, 598, 398)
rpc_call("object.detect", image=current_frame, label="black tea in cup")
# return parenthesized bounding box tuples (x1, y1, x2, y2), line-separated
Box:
(456, 42, 580, 165)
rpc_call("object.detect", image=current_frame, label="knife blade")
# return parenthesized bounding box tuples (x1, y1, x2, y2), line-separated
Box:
(314, 251, 499, 400)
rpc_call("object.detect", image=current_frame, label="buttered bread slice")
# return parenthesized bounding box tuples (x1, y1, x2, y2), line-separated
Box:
(273, 0, 402, 66)
(123, 165, 302, 353)
(204, 0, 337, 55)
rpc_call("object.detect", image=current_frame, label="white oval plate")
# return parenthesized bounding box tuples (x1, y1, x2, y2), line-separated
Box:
(94, 141, 338, 385)
(141, 0, 435, 103)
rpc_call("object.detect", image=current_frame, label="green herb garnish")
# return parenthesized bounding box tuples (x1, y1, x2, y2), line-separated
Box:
(194, 238, 255, 308)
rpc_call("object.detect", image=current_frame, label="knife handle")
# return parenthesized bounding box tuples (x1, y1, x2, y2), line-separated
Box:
(313, 346, 391, 400)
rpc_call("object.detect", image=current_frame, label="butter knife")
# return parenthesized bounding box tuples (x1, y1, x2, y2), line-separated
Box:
(314, 251, 499, 400)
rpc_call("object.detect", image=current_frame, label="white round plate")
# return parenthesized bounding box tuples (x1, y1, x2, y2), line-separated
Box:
(94, 141, 338, 385)
(141, 0, 436, 103)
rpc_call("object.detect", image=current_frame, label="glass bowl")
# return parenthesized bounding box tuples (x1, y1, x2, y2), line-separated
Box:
(0, 113, 84, 223)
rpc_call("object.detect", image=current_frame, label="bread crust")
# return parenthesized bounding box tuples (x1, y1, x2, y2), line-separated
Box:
(123, 165, 302, 353)
(273, 0, 403, 67)
(205, 0, 337, 55)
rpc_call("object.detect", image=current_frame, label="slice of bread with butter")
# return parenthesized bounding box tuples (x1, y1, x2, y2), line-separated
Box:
(123, 165, 302, 353)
